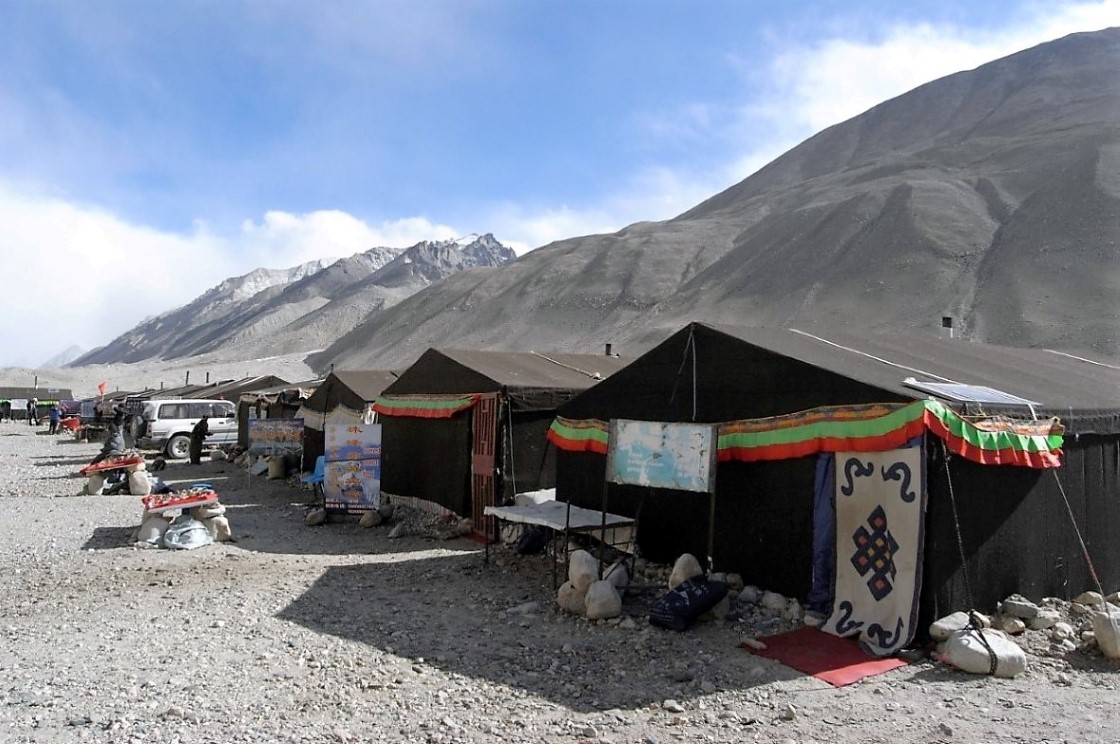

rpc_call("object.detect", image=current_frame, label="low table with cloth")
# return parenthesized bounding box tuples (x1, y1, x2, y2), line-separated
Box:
(484, 499, 636, 587)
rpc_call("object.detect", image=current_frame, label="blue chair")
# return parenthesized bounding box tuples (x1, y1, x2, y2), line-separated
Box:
(302, 456, 326, 485)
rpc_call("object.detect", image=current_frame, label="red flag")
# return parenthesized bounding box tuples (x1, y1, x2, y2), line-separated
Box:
(97, 381, 108, 396)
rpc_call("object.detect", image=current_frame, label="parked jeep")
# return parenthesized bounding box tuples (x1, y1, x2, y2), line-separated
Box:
(135, 399, 237, 459)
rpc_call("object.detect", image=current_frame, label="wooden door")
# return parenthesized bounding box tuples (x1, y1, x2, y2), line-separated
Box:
(470, 393, 499, 540)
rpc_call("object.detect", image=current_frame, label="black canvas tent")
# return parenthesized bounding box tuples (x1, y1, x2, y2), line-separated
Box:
(551, 322, 1120, 628)
(374, 348, 630, 526)
(237, 378, 323, 450)
(298, 370, 399, 468)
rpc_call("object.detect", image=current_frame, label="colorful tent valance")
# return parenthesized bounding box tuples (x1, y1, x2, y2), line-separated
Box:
(372, 394, 481, 419)
(547, 400, 1065, 469)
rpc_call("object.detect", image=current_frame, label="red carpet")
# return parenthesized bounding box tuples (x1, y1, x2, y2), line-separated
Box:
(740, 626, 908, 687)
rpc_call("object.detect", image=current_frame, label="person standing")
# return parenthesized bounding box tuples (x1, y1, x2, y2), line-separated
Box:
(27, 398, 38, 426)
(48, 404, 61, 435)
(189, 415, 210, 465)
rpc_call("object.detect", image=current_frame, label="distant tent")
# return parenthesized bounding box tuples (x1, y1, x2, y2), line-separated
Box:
(0, 386, 74, 420)
(297, 370, 400, 468)
(549, 322, 1120, 643)
(373, 348, 629, 528)
(237, 378, 322, 450)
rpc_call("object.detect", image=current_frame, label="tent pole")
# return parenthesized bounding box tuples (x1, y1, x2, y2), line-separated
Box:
(707, 489, 716, 573)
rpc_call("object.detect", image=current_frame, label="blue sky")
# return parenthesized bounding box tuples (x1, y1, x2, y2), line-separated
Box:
(1, 0, 1117, 367)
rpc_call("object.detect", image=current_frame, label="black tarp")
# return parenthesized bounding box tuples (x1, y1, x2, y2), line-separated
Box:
(556, 322, 1120, 616)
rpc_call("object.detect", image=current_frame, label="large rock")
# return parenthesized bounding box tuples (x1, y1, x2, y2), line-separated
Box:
(929, 611, 971, 642)
(1073, 591, 1105, 607)
(1000, 594, 1040, 620)
(204, 515, 232, 542)
(992, 615, 1027, 635)
(568, 550, 599, 593)
(358, 510, 382, 528)
(761, 591, 787, 612)
(1028, 607, 1062, 631)
(128, 470, 152, 496)
(584, 580, 622, 620)
(603, 561, 629, 591)
(669, 554, 703, 589)
(136, 515, 171, 545)
(739, 585, 762, 606)
(1091, 606, 1120, 659)
(557, 581, 587, 615)
(941, 629, 1027, 678)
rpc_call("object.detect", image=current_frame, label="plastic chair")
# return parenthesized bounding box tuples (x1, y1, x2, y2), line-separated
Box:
(302, 455, 326, 485)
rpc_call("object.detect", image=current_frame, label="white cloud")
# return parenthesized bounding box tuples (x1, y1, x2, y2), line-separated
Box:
(750, 1, 1120, 145)
(0, 186, 467, 367)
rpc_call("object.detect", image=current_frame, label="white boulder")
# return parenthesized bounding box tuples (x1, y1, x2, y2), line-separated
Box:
(128, 470, 152, 496)
(739, 585, 762, 605)
(557, 581, 587, 615)
(941, 628, 1027, 678)
(1091, 606, 1120, 659)
(603, 561, 629, 591)
(668, 554, 703, 589)
(568, 550, 599, 593)
(1028, 607, 1062, 631)
(761, 591, 787, 612)
(136, 515, 171, 545)
(929, 611, 972, 642)
(584, 580, 622, 620)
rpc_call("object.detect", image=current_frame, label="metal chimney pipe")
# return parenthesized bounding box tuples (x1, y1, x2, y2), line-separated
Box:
(605, 343, 613, 356)
(185, 371, 190, 385)
(206, 372, 210, 384)
(941, 316, 954, 339)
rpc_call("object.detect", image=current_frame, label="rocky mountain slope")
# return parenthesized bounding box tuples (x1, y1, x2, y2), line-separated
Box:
(311, 27, 1120, 371)
(73, 235, 515, 365)
(69, 29, 1120, 375)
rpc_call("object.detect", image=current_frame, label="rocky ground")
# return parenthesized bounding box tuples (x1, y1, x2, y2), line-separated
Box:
(1, 425, 1118, 744)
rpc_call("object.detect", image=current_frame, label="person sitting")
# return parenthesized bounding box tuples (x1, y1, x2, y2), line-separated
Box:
(90, 424, 126, 466)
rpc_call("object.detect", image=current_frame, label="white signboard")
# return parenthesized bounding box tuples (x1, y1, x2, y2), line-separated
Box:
(606, 419, 718, 493)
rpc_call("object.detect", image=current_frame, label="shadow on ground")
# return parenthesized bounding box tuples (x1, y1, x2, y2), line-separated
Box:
(275, 556, 801, 713)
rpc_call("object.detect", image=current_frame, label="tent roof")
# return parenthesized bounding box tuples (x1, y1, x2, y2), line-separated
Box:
(0, 386, 74, 401)
(560, 323, 1120, 434)
(385, 349, 629, 394)
(332, 370, 402, 401)
(701, 323, 1120, 410)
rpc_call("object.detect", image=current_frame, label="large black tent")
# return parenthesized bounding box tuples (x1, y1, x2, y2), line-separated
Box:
(550, 322, 1120, 634)
(373, 348, 630, 526)
(298, 370, 399, 468)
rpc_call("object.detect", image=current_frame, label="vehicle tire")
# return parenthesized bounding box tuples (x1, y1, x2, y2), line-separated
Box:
(166, 434, 191, 460)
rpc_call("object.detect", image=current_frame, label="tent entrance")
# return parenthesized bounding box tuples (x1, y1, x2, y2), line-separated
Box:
(471, 393, 499, 540)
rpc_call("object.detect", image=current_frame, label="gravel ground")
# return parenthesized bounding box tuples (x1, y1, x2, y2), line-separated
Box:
(1, 425, 1118, 744)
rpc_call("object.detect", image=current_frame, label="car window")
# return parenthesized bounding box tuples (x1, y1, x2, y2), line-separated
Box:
(210, 403, 234, 418)
(159, 403, 187, 419)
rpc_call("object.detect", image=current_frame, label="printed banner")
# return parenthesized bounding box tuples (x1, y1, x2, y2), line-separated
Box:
(606, 419, 717, 493)
(324, 422, 382, 512)
(824, 447, 925, 656)
(247, 418, 305, 455)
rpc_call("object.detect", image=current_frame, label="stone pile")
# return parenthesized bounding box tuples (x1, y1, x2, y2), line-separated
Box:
(930, 588, 1120, 676)
(556, 549, 628, 620)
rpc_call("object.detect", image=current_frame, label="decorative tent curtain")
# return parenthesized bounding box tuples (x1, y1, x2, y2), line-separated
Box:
(372, 394, 481, 419)
(548, 400, 1065, 469)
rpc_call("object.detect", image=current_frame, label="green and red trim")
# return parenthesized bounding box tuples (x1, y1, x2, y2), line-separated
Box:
(547, 400, 1064, 469)
(372, 394, 480, 419)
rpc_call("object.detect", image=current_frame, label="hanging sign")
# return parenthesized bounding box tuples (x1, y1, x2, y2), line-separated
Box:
(606, 419, 718, 493)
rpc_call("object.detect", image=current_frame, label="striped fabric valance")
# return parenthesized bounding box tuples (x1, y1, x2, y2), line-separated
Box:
(372, 394, 481, 419)
(547, 400, 1065, 469)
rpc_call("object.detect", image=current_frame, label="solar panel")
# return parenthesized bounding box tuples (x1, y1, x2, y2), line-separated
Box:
(902, 378, 1039, 406)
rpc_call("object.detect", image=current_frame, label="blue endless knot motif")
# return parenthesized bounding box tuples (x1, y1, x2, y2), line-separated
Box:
(850, 505, 898, 601)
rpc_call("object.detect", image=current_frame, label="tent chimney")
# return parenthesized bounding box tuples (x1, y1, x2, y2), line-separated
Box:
(941, 316, 954, 339)
(185, 371, 190, 386)
(206, 372, 210, 384)
(604, 343, 613, 356)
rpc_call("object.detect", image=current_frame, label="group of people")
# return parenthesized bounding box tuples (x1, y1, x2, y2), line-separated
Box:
(22, 398, 64, 434)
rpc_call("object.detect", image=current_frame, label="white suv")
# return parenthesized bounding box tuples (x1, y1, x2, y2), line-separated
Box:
(135, 399, 238, 459)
